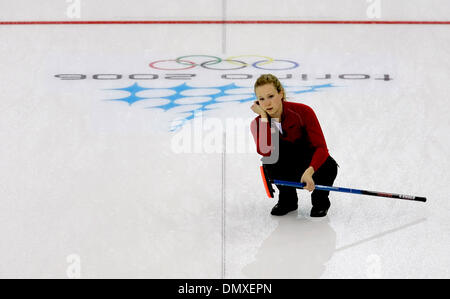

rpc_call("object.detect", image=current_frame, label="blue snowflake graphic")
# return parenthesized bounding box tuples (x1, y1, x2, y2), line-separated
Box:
(103, 82, 337, 131)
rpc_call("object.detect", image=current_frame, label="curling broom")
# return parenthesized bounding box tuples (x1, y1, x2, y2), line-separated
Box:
(260, 166, 427, 202)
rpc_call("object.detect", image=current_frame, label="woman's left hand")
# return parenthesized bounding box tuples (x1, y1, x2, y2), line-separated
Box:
(301, 167, 315, 192)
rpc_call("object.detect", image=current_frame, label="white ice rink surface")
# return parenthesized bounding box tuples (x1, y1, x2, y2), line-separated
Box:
(0, 1, 449, 278)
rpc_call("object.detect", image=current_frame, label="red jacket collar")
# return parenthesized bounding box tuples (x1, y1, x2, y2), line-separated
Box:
(280, 101, 298, 129)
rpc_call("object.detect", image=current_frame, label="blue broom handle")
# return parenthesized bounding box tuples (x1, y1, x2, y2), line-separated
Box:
(273, 179, 362, 194)
(272, 179, 426, 202)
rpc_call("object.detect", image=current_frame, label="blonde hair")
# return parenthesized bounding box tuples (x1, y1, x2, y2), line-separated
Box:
(254, 74, 286, 101)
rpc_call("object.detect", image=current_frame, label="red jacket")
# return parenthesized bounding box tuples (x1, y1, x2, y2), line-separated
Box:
(250, 101, 329, 171)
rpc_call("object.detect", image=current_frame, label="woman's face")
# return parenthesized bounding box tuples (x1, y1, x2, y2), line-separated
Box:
(255, 83, 284, 118)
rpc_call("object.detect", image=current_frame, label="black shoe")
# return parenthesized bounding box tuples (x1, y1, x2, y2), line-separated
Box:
(271, 203, 298, 216)
(310, 207, 329, 217)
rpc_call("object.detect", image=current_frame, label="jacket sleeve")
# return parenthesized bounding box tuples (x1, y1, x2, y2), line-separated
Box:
(303, 106, 329, 171)
(250, 117, 272, 156)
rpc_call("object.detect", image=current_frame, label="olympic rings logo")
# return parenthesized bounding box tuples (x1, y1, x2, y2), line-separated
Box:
(149, 55, 299, 71)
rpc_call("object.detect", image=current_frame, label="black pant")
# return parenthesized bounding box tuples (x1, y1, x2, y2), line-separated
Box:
(264, 154, 339, 209)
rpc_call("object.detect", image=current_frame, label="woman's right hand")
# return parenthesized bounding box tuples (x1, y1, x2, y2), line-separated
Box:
(251, 101, 267, 118)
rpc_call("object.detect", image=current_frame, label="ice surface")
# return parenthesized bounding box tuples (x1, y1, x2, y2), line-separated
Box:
(0, 0, 449, 278)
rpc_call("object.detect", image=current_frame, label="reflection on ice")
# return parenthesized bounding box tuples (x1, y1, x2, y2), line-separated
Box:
(242, 214, 336, 278)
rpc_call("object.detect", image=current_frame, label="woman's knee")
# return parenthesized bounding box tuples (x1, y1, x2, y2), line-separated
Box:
(313, 160, 338, 185)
